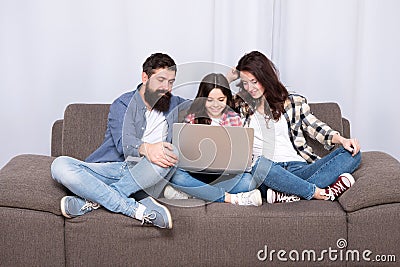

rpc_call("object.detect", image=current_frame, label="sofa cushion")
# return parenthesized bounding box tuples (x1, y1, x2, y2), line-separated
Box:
(347, 203, 400, 265)
(64, 200, 347, 266)
(0, 154, 66, 215)
(62, 103, 110, 160)
(339, 151, 400, 212)
(308, 102, 343, 157)
(0, 207, 65, 266)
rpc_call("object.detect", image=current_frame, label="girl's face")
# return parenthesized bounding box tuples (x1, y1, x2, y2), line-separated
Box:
(240, 71, 265, 99)
(205, 88, 227, 119)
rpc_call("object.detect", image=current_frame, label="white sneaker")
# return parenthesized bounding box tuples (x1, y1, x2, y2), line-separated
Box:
(267, 189, 301, 203)
(233, 189, 262, 206)
(164, 185, 191, 200)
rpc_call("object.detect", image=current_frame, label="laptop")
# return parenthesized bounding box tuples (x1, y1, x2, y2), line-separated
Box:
(172, 123, 254, 174)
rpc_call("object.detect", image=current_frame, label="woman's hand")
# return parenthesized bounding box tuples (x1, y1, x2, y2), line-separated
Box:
(226, 68, 239, 83)
(333, 134, 360, 156)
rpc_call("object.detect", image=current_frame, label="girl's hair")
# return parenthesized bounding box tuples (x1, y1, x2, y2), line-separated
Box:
(235, 51, 288, 121)
(187, 73, 233, 125)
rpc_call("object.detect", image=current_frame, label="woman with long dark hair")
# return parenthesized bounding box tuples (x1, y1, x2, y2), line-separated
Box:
(230, 51, 361, 203)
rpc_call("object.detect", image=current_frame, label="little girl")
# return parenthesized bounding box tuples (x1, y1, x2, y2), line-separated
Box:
(167, 73, 261, 206)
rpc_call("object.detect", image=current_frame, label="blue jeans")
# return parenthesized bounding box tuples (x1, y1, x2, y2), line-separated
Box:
(252, 147, 361, 200)
(170, 169, 256, 202)
(51, 156, 177, 217)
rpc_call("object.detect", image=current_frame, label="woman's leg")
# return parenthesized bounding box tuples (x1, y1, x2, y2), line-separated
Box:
(290, 147, 361, 188)
(251, 156, 316, 200)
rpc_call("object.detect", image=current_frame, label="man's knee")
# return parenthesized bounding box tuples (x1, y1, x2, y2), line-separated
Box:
(50, 156, 75, 183)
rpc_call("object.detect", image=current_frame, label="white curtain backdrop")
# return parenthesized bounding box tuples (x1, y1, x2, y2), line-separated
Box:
(274, 0, 400, 162)
(0, 0, 399, 168)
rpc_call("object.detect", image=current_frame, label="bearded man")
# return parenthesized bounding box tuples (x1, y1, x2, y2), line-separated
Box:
(51, 53, 189, 229)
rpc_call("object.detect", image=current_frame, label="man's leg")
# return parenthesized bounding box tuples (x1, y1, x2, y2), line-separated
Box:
(51, 156, 174, 228)
(51, 156, 138, 217)
(110, 157, 177, 198)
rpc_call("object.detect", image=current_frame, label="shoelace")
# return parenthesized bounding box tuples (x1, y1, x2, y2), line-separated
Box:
(324, 180, 348, 201)
(238, 192, 250, 205)
(174, 190, 189, 199)
(141, 212, 156, 226)
(276, 192, 300, 203)
(80, 201, 100, 212)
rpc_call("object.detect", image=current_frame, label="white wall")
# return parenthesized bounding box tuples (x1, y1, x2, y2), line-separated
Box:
(0, 0, 274, 168)
(275, 0, 400, 161)
(0, 0, 399, 169)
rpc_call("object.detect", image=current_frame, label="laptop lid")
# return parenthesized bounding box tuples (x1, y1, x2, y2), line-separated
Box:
(172, 123, 254, 174)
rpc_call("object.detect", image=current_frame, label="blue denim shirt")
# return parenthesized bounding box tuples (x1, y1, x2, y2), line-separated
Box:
(86, 84, 190, 163)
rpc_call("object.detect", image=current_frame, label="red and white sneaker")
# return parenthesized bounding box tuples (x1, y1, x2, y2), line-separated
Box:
(321, 173, 355, 201)
(267, 189, 301, 204)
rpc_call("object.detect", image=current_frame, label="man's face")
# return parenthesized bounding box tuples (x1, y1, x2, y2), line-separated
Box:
(143, 68, 176, 112)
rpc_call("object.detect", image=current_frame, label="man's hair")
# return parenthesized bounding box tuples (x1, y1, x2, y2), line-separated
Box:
(142, 53, 177, 78)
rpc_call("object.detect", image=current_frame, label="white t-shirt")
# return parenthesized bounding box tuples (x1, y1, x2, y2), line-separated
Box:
(210, 118, 222, 126)
(248, 112, 305, 163)
(142, 109, 168, 144)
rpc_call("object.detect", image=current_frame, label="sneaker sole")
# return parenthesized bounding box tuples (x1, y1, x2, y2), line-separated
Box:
(340, 173, 355, 187)
(147, 197, 173, 229)
(60, 196, 72, 219)
(266, 189, 275, 204)
(254, 189, 263, 206)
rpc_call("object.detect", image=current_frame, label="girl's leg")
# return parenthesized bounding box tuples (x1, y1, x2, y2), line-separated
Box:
(169, 169, 225, 202)
(170, 169, 261, 205)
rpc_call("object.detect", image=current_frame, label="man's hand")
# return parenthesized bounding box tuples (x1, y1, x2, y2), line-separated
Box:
(139, 142, 178, 168)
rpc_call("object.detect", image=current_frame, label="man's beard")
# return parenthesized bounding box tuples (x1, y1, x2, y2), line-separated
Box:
(144, 87, 172, 112)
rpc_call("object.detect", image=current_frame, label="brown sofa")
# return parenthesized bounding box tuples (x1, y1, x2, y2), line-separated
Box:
(1, 102, 399, 267)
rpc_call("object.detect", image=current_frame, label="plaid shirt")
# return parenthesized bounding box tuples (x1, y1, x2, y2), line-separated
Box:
(282, 94, 339, 163)
(185, 111, 243, 126)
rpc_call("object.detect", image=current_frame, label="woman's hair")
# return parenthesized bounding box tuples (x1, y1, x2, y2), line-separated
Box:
(187, 73, 233, 125)
(235, 51, 288, 121)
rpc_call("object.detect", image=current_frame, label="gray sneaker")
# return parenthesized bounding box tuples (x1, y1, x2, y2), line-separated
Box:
(164, 185, 191, 200)
(61, 196, 100, 218)
(138, 197, 173, 229)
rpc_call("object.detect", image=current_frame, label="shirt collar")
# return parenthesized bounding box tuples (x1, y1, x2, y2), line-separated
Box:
(133, 83, 147, 111)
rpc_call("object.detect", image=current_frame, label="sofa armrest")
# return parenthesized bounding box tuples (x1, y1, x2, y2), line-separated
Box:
(342, 117, 350, 139)
(51, 119, 63, 157)
(338, 151, 400, 212)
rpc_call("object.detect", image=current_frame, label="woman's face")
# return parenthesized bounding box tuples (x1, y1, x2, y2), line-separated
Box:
(240, 71, 265, 99)
(205, 88, 227, 119)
